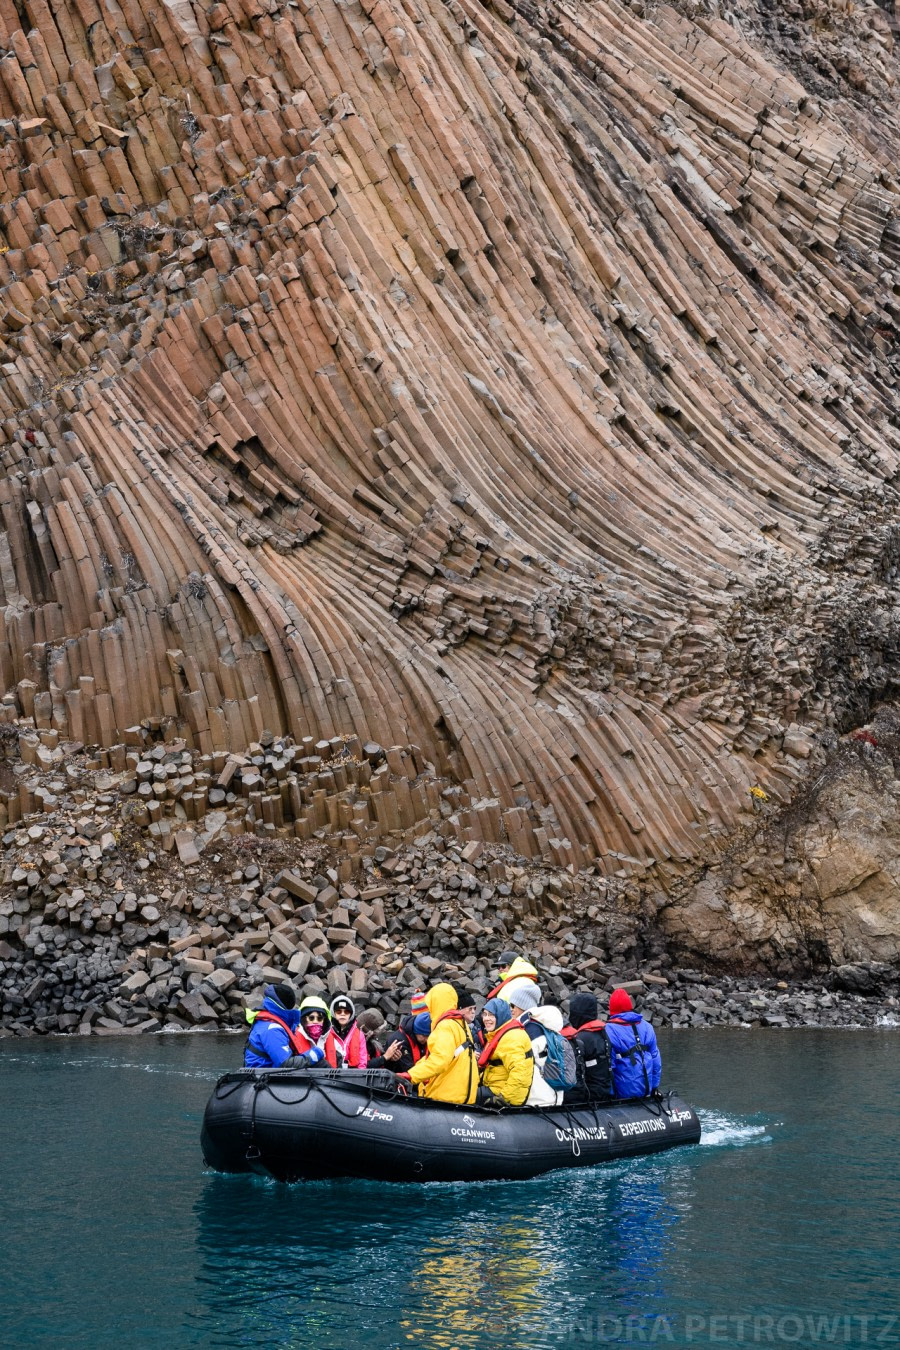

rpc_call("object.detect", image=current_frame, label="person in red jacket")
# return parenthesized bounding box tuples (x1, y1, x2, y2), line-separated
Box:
(324, 994, 369, 1068)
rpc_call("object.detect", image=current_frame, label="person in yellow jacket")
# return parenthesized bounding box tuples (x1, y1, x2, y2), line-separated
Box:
(488, 953, 540, 1006)
(477, 997, 535, 1106)
(402, 983, 479, 1105)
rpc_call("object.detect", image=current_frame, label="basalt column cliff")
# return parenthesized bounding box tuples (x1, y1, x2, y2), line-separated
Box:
(0, 0, 898, 888)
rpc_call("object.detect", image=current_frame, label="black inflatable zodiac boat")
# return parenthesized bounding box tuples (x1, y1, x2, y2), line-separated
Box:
(201, 1068, 701, 1183)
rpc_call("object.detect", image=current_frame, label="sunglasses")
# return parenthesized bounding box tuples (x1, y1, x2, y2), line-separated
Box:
(302, 1015, 324, 1024)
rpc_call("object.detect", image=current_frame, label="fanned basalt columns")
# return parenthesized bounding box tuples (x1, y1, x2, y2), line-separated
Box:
(0, 0, 898, 876)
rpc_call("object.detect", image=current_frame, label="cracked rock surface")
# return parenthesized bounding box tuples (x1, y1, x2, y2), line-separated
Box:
(0, 0, 898, 978)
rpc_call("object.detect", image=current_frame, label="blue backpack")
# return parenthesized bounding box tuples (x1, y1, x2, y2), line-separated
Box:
(541, 1026, 578, 1090)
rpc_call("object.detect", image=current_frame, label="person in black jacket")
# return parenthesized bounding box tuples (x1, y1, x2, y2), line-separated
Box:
(562, 992, 612, 1104)
(368, 1011, 431, 1073)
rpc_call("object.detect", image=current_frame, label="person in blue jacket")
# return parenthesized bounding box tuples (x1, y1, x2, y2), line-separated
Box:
(604, 988, 662, 1098)
(244, 983, 326, 1069)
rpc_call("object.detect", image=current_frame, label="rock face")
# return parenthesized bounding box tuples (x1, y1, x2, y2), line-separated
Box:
(659, 730, 900, 972)
(0, 0, 898, 905)
(673, 0, 899, 133)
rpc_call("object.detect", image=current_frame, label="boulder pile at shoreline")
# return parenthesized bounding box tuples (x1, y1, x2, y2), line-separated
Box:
(1, 726, 897, 1038)
(2, 917, 896, 1037)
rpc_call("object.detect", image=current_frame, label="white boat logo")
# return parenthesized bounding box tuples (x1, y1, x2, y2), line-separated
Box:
(555, 1124, 608, 1157)
(618, 1117, 667, 1137)
(462, 1115, 476, 1128)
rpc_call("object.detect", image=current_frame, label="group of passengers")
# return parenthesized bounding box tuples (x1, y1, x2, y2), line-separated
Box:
(244, 952, 662, 1106)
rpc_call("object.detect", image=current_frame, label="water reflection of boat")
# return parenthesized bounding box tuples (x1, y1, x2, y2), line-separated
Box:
(192, 1174, 569, 1347)
(201, 1068, 701, 1183)
(191, 1138, 699, 1347)
(400, 1218, 559, 1348)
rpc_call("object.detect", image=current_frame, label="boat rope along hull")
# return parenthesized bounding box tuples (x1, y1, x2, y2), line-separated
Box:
(200, 1068, 701, 1182)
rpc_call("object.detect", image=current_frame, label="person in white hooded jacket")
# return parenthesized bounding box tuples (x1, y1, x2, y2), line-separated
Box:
(508, 986, 563, 1107)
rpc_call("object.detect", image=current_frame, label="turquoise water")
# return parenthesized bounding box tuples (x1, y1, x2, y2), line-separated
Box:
(1, 1029, 897, 1349)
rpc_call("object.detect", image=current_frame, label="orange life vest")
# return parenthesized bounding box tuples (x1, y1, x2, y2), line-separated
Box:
(563, 1018, 607, 1037)
(399, 1029, 423, 1063)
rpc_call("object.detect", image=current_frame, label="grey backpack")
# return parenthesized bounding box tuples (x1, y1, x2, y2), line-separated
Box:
(541, 1027, 578, 1090)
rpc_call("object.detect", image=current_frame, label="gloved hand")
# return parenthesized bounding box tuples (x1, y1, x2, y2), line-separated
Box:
(476, 1085, 509, 1109)
(304, 1045, 325, 1065)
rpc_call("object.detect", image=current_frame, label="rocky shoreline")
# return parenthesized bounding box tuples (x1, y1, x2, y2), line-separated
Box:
(2, 925, 898, 1037)
(1, 726, 898, 1040)
(2, 955, 898, 1040)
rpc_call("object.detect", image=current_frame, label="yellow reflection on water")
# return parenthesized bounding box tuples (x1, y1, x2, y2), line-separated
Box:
(399, 1214, 560, 1349)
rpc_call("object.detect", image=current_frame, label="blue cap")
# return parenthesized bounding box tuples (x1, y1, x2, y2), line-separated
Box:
(484, 997, 511, 1024)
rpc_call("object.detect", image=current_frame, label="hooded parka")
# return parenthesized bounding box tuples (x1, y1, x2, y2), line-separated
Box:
(407, 983, 478, 1104)
(487, 956, 540, 1003)
(245, 989, 313, 1068)
(605, 1011, 661, 1098)
(478, 1017, 535, 1106)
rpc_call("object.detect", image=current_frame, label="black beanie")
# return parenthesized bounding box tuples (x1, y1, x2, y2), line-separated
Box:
(569, 993, 598, 1029)
(272, 983, 296, 1010)
(451, 985, 477, 1010)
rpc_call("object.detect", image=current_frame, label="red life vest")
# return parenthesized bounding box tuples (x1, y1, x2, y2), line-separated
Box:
(400, 1030, 423, 1063)
(477, 1017, 525, 1068)
(487, 971, 539, 1000)
(324, 1023, 365, 1068)
(564, 1018, 607, 1037)
(254, 1010, 312, 1058)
